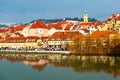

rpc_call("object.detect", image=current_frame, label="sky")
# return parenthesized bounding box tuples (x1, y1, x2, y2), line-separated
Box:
(0, 0, 120, 23)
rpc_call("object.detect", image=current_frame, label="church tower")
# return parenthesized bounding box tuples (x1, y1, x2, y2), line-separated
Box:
(84, 11, 88, 23)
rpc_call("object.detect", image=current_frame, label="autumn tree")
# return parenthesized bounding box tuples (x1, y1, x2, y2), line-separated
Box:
(68, 34, 85, 54)
(109, 34, 120, 54)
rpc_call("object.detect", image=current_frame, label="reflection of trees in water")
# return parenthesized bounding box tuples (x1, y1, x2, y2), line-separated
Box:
(49, 56, 120, 78)
(0, 55, 120, 77)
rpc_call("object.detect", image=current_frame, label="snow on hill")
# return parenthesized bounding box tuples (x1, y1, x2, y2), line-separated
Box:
(0, 23, 16, 28)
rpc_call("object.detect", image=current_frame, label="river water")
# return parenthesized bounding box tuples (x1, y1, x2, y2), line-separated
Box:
(0, 54, 120, 80)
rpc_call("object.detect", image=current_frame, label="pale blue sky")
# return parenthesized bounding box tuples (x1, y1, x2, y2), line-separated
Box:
(0, 0, 120, 23)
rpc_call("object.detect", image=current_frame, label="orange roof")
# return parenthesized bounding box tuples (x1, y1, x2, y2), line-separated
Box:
(78, 22, 95, 27)
(14, 25, 26, 31)
(78, 22, 104, 28)
(0, 36, 3, 39)
(48, 23, 62, 30)
(0, 36, 40, 43)
(25, 36, 39, 42)
(107, 14, 120, 21)
(7, 26, 15, 33)
(107, 18, 111, 21)
(30, 20, 47, 29)
(95, 22, 105, 26)
(40, 37, 48, 42)
(91, 31, 116, 37)
(0, 28, 6, 33)
(48, 21, 68, 30)
(64, 22, 74, 30)
(78, 22, 89, 26)
(48, 31, 82, 41)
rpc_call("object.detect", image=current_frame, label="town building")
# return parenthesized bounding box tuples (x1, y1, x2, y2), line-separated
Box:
(0, 12, 120, 52)
(73, 12, 105, 35)
(99, 14, 120, 34)
(28, 20, 49, 37)
(48, 21, 74, 36)
(47, 31, 82, 51)
(84, 11, 88, 23)
(0, 36, 42, 50)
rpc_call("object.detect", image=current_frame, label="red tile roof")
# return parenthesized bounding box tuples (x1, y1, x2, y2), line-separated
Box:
(14, 25, 26, 31)
(107, 14, 120, 21)
(64, 22, 74, 30)
(78, 22, 90, 26)
(40, 37, 48, 42)
(0, 28, 6, 33)
(48, 23, 62, 30)
(48, 22, 65, 30)
(48, 21, 74, 30)
(95, 22, 105, 26)
(30, 20, 47, 29)
(0, 36, 3, 39)
(90, 31, 116, 37)
(78, 22, 104, 27)
(0, 36, 40, 43)
(48, 31, 82, 41)
(7, 26, 15, 33)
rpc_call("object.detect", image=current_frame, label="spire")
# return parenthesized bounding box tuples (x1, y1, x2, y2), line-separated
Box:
(84, 11, 88, 23)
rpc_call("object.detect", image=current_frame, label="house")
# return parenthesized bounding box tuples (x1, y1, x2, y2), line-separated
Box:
(48, 21, 74, 36)
(0, 36, 42, 50)
(47, 31, 82, 51)
(90, 31, 117, 47)
(21, 25, 31, 37)
(100, 14, 120, 34)
(28, 20, 49, 37)
(14, 25, 26, 33)
(77, 22, 104, 35)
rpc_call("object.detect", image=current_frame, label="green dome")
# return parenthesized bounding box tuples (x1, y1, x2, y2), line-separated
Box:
(84, 12, 88, 16)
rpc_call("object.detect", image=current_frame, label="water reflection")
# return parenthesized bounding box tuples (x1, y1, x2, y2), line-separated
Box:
(24, 59, 49, 71)
(0, 54, 120, 78)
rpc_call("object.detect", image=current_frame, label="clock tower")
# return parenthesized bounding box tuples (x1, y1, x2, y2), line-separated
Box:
(84, 11, 88, 23)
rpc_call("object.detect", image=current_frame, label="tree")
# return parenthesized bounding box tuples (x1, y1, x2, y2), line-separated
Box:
(68, 35, 84, 54)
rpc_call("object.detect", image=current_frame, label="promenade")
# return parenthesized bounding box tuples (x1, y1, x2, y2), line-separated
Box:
(0, 50, 71, 54)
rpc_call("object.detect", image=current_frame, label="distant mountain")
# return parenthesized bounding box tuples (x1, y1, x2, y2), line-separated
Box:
(0, 23, 16, 28)
(40, 19, 64, 24)
(64, 17, 98, 22)
(30, 17, 98, 24)
(88, 18, 98, 22)
(0, 18, 98, 28)
(30, 19, 64, 24)
(0, 24, 7, 28)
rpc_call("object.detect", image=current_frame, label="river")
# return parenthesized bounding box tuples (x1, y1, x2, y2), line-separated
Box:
(0, 54, 120, 80)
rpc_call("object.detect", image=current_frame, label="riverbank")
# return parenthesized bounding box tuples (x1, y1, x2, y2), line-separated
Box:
(0, 50, 120, 56)
(0, 50, 71, 54)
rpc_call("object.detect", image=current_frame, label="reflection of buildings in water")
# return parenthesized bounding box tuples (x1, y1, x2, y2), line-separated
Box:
(24, 59, 49, 66)
(49, 59, 71, 68)
(2, 57, 25, 63)
(0, 55, 120, 77)
(48, 54, 62, 60)
(0, 56, 4, 60)
(23, 59, 49, 71)
(79, 56, 116, 66)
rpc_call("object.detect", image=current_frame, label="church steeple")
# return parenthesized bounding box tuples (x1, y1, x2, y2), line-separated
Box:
(84, 11, 88, 23)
